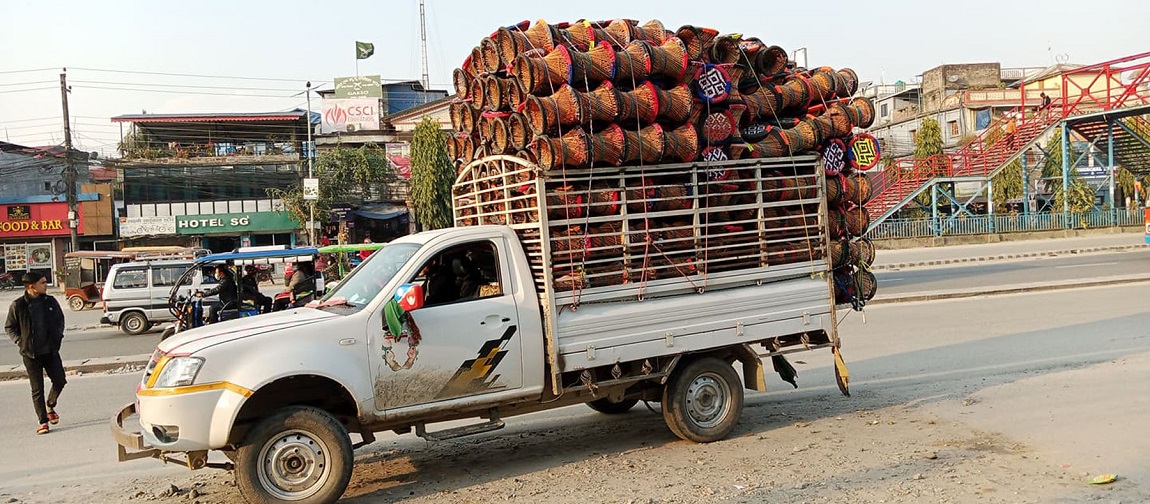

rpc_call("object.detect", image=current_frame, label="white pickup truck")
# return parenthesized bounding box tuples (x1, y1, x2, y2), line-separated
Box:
(112, 155, 859, 504)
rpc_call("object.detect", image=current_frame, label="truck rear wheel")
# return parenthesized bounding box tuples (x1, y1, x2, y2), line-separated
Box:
(662, 357, 744, 443)
(235, 406, 353, 504)
(587, 397, 639, 414)
(68, 296, 86, 311)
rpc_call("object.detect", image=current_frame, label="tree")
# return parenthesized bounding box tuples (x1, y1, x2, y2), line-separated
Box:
(904, 117, 945, 218)
(913, 117, 943, 159)
(990, 159, 1023, 209)
(409, 116, 456, 231)
(1036, 128, 1093, 214)
(267, 145, 397, 242)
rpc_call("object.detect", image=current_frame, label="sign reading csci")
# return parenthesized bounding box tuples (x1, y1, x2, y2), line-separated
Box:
(321, 98, 380, 134)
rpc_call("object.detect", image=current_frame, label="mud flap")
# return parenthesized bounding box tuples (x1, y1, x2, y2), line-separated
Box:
(833, 346, 850, 397)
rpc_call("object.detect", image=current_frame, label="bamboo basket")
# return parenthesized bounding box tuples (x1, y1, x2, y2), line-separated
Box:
(620, 124, 665, 164)
(648, 37, 689, 80)
(534, 127, 590, 170)
(569, 40, 617, 85)
(676, 25, 718, 60)
(615, 81, 660, 125)
(588, 123, 626, 166)
(512, 45, 572, 94)
(655, 84, 693, 123)
(614, 41, 652, 84)
(661, 124, 699, 163)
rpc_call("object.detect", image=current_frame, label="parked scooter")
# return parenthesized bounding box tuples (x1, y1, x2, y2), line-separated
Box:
(0, 272, 18, 290)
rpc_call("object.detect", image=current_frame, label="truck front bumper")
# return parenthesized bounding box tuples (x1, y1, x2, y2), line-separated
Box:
(110, 402, 162, 462)
(110, 402, 231, 470)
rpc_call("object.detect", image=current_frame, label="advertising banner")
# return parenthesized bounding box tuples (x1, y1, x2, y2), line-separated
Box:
(175, 212, 298, 235)
(0, 202, 82, 238)
(333, 75, 382, 98)
(119, 216, 177, 237)
(321, 98, 380, 133)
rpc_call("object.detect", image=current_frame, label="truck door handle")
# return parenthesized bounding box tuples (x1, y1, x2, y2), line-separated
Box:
(480, 315, 511, 325)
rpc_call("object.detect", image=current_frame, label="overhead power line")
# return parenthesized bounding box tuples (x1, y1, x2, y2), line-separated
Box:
(71, 85, 298, 99)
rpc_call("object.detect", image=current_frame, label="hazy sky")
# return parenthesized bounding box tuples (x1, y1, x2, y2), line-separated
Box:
(2, 0, 1147, 156)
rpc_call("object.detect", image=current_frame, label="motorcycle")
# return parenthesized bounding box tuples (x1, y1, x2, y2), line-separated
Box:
(0, 272, 18, 291)
(159, 293, 260, 341)
(251, 264, 274, 284)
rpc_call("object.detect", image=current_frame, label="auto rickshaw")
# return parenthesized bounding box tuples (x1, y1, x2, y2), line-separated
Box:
(63, 251, 137, 311)
(63, 248, 202, 311)
(317, 242, 385, 280)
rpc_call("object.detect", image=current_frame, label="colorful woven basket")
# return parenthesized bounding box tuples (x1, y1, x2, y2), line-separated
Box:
(523, 19, 557, 52)
(675, 25, 718, 60)
(588, 123, 626, 166)
(614, 41, 652, 84)
(535, 127, 590, 170)
(511, 44, 572, 94)
(507, 113, 531, 150)
(661, 124, 699, 163)
(524, 84, 581, 135)
(621, 124, 665, 164)
(615, 81, 660, 125)
(656, 84, 693, 123)
(569, 40, 617, 85)
(578, 81, 620, 126)
(647, 37, 689, 80)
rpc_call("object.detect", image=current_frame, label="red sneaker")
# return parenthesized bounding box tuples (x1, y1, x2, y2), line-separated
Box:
(36, 424, 49, 435)
(47, 409, 59, 425)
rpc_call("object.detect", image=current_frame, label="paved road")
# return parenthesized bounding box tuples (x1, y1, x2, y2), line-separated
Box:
(1, 283, 1147, 502)
(0, 285, 287, 367)
(876, 247, 1150, 295)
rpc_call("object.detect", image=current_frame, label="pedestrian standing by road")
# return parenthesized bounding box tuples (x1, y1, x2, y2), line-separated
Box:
(5, 272, 66, 435)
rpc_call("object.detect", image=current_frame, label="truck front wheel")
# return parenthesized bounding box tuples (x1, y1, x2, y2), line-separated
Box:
(662, 357, 744, 443)
(235, 406, 353, 504)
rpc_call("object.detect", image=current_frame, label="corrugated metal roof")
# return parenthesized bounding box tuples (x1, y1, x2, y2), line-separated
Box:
(110, 110, 309, 124)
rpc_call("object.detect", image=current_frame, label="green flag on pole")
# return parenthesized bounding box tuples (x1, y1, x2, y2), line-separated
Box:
(356, 41, 375, 60)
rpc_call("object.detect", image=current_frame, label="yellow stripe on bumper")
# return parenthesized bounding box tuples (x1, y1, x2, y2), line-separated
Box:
(138, 381, 253, 398)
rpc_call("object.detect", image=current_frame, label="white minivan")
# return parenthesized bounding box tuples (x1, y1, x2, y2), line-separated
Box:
(99, 260, 214, 335)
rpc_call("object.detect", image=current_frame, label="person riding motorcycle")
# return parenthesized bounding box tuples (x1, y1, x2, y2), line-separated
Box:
(274, 261, 317, 311)
(239, 265, 273, 313)
(200, 265, 238, 323)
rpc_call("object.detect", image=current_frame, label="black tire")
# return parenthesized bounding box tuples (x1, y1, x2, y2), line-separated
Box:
(68, 296, 86, 312)
(587, 397, 640, 415)
(662, 357, 744, 443)
(120, 312, 150, 335)
(159, 327, 175, 342)
(235, 406, 353, 504)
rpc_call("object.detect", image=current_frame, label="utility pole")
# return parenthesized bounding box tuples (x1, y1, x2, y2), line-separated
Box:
(419, 0, 430, 93)
(60, 70, 78, 251)
(306, 81, 316, 246)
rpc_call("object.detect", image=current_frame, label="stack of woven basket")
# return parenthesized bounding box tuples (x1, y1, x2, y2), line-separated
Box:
(450, 18, 879, 307)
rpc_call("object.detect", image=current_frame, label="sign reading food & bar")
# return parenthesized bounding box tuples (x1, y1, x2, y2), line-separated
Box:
(0, 203, 82, 237)
(175, 212, 298, 235)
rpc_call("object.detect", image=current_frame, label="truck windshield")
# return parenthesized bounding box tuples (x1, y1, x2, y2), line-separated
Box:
(319, 242, 419, 311)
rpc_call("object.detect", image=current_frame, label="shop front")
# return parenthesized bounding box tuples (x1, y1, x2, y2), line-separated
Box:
(121, 211, 301, 253)
(0, 202, 84, 286)
(176, 211, 300, 253)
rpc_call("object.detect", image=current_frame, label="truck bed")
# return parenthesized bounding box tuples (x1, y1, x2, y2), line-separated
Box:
(454, 154, 838, 381)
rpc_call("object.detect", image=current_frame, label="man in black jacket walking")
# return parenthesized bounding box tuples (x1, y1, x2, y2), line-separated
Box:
(5, 271, 67, 435)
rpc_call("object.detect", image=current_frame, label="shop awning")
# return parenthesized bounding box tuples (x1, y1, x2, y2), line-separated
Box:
(354, 203, 407, 220)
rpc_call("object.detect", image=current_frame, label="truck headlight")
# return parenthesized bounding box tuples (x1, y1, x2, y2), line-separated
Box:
(153, 357, 204, 388)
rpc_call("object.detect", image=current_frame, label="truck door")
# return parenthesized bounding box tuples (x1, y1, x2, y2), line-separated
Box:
(369, 238, 523, 412)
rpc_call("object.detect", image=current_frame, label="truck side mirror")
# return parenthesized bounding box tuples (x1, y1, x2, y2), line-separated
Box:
(395, 283, 424, 312)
